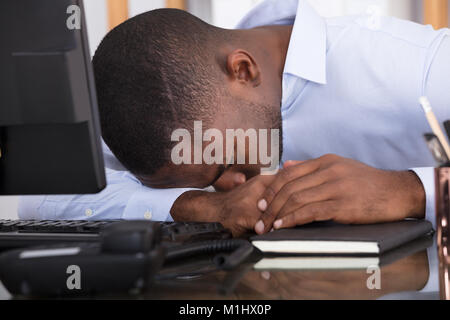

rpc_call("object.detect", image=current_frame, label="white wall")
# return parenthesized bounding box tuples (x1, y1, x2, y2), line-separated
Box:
(307, 0, 416, 20)
(84, 0, 108, 57)
(211, 0, 418, 28)
(83, 0, 422, 57)
(129, 0, 165, 14)
(211, 0, 264, 28)
(84, 0, 167, 57)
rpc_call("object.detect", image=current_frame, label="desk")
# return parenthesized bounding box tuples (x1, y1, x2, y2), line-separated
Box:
(0, 237, 441, 300)
(0, 233, 445, 300)
(144, 250, 434, 300)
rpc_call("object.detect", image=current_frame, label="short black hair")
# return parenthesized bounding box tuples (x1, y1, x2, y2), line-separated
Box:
(93, 9, 225, 176)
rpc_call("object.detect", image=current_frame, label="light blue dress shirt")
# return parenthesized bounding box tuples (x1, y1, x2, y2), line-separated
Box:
(19, 0, 450, 231)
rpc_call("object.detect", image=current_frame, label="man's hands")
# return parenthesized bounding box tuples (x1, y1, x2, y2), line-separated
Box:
(171, 174, 274, 236)
(171, 154, 426, 237)
(254, 154, 426, 234)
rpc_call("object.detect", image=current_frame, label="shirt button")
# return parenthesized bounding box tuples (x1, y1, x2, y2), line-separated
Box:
(144, 210, 152, 220)
(85, 208, 93, 217)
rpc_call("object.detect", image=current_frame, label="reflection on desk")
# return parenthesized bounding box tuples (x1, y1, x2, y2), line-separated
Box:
(141, 250, 430, 300)
(0, 236, 445, 300)
(82, 234, 440, 300)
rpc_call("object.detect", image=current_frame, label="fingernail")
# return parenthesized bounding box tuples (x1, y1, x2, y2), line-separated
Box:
(257, 199, 267, 211)
(270, 228, 274, 232)
(255, 220, 265, 234)
(261, 271, 271, 280)
(274, 219, 282, 229)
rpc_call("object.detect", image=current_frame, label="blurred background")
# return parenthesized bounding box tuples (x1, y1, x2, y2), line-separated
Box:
(82, 0, 449, 57)
(1, 0, 449, 219)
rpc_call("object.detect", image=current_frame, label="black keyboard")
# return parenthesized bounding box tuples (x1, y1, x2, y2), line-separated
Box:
(0, 219, 117, 233)
(0, 219, 231, 250)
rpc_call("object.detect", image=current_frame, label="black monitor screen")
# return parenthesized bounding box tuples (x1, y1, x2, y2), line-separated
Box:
(0, 0, 106, 194)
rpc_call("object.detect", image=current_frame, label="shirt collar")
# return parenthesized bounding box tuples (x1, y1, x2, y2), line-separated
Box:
(236, 0, 327, 84)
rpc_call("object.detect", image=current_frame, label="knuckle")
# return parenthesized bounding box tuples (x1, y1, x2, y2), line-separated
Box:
(321, 153, 337, 161)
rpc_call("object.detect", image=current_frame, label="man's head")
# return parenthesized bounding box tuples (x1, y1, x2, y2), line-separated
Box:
(93, 9, 285, 189)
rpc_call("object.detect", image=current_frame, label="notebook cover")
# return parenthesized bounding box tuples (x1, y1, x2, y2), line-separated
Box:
(250, 220, 433, 255)
(253, 233, 433, 270)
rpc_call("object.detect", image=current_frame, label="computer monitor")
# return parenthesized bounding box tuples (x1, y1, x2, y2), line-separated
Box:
(0, 0, 106, 194)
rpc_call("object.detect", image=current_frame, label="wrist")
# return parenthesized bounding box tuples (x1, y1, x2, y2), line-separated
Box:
(402, 170, 426, 220)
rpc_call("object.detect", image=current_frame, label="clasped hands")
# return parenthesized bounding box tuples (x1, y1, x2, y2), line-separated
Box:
(172, 154, 426, 237)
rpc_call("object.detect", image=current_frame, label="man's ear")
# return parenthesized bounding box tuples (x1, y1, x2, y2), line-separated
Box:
(226, 49, 261, 87)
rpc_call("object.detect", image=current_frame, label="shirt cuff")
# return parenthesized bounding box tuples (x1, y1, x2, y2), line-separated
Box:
(410, 167, 436, 229)
(121, 186, 195, 222)
(18, 195, 47, 220)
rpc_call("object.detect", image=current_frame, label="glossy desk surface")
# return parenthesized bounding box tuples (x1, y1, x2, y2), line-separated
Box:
(138, 241, 443, 300)
(1, 235, 445, 300)
(146, 251, 434, 300)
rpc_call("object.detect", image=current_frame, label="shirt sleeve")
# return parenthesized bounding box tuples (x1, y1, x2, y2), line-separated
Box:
(18, 167, 197, 222)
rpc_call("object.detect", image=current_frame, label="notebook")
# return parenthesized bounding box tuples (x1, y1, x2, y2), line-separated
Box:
(252, 233, 433, 270)
(250, 220, 433, 256)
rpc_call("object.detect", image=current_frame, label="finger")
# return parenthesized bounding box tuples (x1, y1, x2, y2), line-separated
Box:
(233, 172, 246, 186)
(283, 160, 305, 168)
(273, 201, 337, 229)
(254, 160, 323, 234)
(213, 171, 246, 191)
(256, 171, 327, 234)
(261, 154, 340, 206)
(276, 182, 338, 220)
(260, 158, 323, 207)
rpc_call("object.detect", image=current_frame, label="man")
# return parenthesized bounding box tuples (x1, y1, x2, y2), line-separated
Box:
(19, 0, 450, 236)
